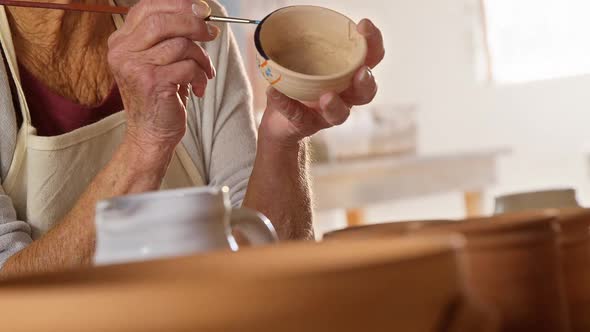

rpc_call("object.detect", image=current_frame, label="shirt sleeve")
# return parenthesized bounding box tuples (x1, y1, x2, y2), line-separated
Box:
(0, 184, 32, 270)
(198, 1, 258, 208)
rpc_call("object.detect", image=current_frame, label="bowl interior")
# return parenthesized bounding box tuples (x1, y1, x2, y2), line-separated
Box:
(258, 6, 366, 77)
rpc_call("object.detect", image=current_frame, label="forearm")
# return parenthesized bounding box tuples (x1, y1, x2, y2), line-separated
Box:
(243, 138, 314, 241)
(0, 140, 173, 279)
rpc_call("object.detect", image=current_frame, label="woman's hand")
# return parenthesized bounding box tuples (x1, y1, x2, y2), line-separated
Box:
(107, 0, 218, 156)
(258, 19, 385, 148)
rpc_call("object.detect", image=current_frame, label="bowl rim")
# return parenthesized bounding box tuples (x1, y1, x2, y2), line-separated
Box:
(254, 5, 369, 81)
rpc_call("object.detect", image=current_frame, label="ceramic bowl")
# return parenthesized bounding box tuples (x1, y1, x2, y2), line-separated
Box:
(254, 6, 368, 101)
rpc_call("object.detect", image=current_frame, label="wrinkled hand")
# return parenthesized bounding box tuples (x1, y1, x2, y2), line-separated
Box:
(259, 19, 385, 147)
(108, 0, 218, 152)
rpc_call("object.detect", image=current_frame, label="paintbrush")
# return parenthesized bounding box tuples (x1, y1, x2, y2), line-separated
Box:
(0, 0, 260, 24)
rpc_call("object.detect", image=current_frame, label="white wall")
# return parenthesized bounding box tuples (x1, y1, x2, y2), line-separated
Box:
(225, 0, 590, 231)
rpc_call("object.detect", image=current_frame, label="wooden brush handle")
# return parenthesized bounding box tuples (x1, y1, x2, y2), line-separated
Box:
(0, 0, 130, 14)
(0, 1, 258, 24)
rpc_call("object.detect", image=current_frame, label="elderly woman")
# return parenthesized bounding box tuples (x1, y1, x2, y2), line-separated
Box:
(0, 0, 384, 278)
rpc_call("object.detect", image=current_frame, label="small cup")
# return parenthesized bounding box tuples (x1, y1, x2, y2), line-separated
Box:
(494, 188, 580, 214)
(254, 5, 368, 101)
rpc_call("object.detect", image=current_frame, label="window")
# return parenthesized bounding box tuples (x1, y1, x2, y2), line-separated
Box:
(482, 0, 590, 83)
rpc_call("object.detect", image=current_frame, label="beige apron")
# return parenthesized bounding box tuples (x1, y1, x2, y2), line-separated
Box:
(0, 8, 205, 239)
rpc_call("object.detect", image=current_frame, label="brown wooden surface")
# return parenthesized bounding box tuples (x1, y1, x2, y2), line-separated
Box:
(325, 210, 572, 332)
(558, 209, 590, 332)
(422, 211, 570, 332)
(0, 236, 498, 332)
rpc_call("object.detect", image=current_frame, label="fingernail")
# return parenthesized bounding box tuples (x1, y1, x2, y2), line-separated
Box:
(322, 94, 348, 126)
(203, 49, 216, 78)
(268, 87, 282, 100)
(360, 67, 373, 86)
(192, 0, 211, 19)
(325, 95, 340, 112)
(359, 19, 376, 36)
(207, 23, 218, 37)
(192, 83, 204, 97)
(211, 63, 217, 78)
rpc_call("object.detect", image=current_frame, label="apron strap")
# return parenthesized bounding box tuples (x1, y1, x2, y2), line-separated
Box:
(0, 6, 31, 126)
(0, 41, 22, 128)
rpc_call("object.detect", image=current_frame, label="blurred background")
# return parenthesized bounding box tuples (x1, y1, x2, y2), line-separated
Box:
(219, 0, 590, 236)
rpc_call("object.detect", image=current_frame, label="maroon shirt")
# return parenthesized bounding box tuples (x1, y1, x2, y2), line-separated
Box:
(18, 63, 124, 137)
